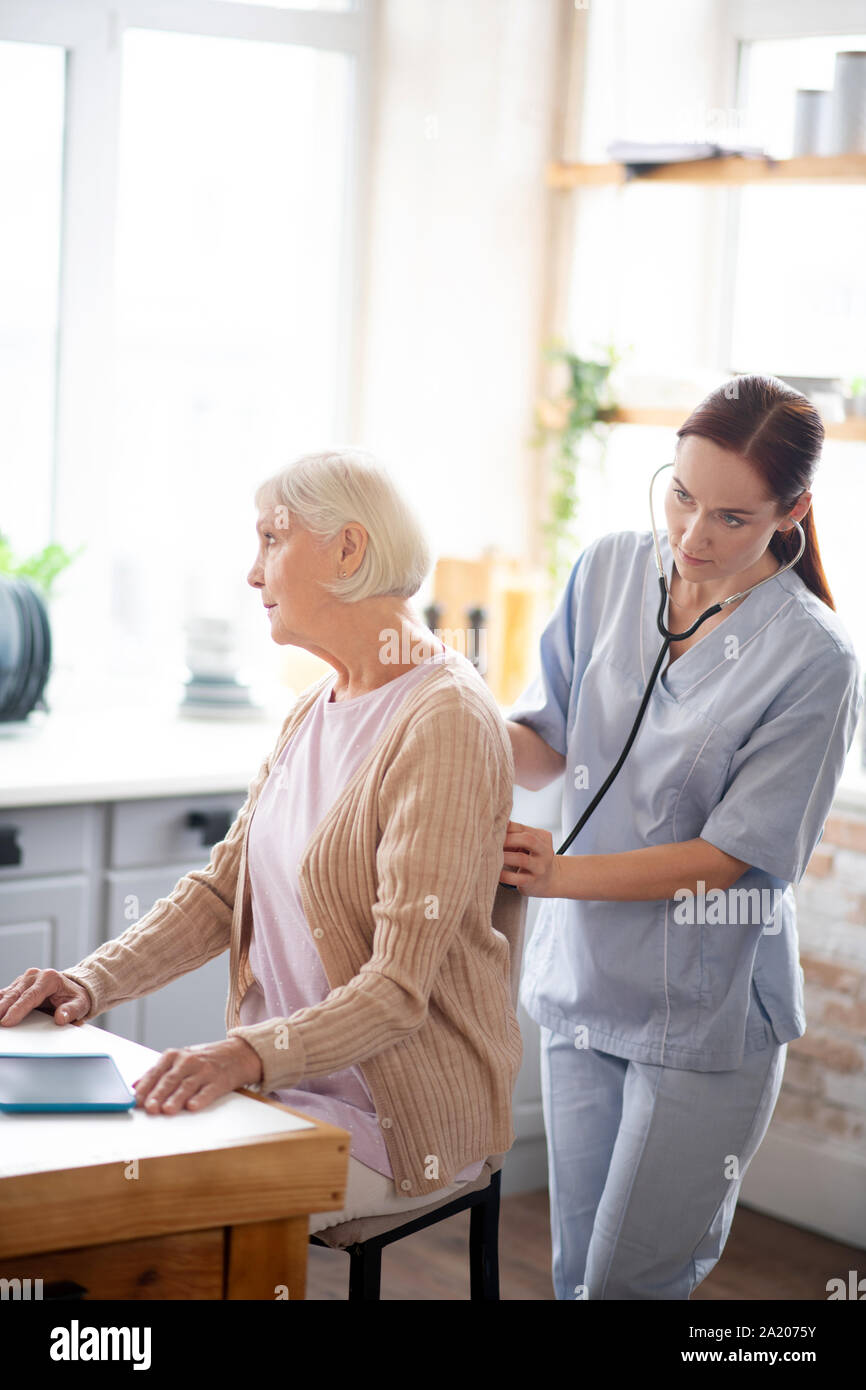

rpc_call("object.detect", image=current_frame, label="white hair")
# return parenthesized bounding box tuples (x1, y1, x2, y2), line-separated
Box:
(254, 447, 432, 603)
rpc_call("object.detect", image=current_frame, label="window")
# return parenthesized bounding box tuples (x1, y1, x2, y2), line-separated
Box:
(0, 40, 65, 554)
(730, 32, 866, 378)
(560, 2, 864, 684)
(221, 0, 353, 10)
(112, 28, 353, 678)
(0, 0, 373, 709)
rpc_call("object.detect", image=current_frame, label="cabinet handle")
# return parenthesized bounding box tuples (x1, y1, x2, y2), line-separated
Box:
(185, 809, 233, 846)
(0, 826, 22, 867)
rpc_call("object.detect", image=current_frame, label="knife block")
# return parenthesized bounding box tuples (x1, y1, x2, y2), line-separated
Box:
(431, 552, 544, 706)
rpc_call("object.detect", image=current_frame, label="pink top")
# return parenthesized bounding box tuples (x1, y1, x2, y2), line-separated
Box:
(239, 655, 485, 1183)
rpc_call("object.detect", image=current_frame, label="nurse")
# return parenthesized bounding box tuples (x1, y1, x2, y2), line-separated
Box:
(501, 373, 863, 1301)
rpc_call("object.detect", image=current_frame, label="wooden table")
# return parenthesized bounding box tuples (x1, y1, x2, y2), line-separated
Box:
(0, 1015, 349, 1299)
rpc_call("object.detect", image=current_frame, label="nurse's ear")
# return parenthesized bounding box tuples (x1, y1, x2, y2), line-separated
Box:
(777, 489, 812, 531)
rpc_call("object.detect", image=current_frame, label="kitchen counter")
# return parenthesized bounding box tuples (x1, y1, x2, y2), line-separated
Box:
(2, 690, 865, 813)
(0, 699, 289, 808)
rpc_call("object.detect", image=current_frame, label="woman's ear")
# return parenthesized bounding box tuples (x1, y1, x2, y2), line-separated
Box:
(337, 522, 366, 569)
(780, 490, 812, 530)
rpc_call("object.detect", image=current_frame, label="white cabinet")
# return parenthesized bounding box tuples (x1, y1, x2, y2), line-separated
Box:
(0, 804, 102, 1000)
(0, 792, 244, 1054)
(101, 791, 244, 1050)
(101, 864, 232, 1050)
(0, 804, 99, 879)
(0, 877, 94, 982)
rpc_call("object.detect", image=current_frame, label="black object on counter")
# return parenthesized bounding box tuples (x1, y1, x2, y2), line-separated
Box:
(0, 575, 52, 721)
(465, 604, 488, 677)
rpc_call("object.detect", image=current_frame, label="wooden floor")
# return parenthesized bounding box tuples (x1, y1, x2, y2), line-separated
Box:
(306, 1191, 864, 1300)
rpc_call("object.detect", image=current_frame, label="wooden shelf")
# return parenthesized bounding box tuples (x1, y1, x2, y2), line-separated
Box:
(544, 152, 866, 444)
(600, 406, 866, 441)
(548, 153, 866, 189)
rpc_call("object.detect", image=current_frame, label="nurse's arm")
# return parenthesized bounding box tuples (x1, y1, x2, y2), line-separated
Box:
(556, 836, 751, 900)
(506, 721, 567, 790)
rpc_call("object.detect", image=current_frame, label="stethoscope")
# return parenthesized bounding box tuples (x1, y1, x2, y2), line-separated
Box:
(552, 461, 807, 856)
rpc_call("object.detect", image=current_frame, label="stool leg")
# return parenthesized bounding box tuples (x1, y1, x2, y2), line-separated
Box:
(348, 1242, 382, 1301)
(469, 1173, 501, 1300)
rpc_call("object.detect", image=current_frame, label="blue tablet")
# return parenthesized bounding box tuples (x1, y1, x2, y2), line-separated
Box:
(0, 1053, 136, 1112)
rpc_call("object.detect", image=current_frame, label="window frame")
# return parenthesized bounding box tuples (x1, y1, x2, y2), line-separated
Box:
(718, 0, 866, 371)
(0, 0, 378, 566)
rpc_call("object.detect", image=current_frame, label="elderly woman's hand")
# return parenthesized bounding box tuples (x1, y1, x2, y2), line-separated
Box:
(0, 968, 91, 1026)
(133, 1037, 263, 1114)
(499, 820, 563, 897)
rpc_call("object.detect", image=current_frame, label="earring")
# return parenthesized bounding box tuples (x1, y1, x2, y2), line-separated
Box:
(340, 571, 347, 577)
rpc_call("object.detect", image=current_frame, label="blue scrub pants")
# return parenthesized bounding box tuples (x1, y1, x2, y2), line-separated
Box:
(539, 1025, 787, 1300)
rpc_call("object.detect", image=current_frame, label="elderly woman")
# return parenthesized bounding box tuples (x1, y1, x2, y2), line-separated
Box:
(0, 449, 523, 1231)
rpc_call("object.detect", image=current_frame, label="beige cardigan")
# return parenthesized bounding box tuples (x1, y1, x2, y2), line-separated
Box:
(63, 649, 523, 1196)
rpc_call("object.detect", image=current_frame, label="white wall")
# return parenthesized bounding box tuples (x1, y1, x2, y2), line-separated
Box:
(358, 0, 563, 569)
(568, 0, 734, 381)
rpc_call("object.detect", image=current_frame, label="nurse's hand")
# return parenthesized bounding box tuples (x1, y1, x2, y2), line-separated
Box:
(132, 1037, 263, 1115)
(500, 821, 562, 897)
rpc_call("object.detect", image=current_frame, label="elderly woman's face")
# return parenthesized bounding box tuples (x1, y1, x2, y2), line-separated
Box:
(247, 504, 335, 646)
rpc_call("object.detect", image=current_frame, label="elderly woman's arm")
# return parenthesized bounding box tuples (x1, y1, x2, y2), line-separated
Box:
(226, 693, 512, 1095)
(57, 722, 291, 1021)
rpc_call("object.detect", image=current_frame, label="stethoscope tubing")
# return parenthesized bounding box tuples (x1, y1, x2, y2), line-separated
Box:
(556, 581, 713, 855)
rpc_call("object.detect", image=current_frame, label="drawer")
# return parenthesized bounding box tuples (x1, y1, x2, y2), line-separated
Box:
(109, 792, 247, 870)
(0, 805, 100, 880)
(0, 1227, 224, 1299)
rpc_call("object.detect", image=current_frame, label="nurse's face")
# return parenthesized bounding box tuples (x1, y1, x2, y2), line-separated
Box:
(663, 436, 809, 586)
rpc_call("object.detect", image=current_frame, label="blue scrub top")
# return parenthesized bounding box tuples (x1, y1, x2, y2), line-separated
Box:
(508, 527, 863, 1071)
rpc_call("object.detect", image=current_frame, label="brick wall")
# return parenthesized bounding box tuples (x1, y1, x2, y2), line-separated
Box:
(776, 811, 866, 1146)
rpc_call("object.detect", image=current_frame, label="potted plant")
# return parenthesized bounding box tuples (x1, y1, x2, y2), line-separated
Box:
(0, 532, 84, 600)
(532, 343, 622, 591)
(0, 533, 85, 719)
(843, 374, 866, 419)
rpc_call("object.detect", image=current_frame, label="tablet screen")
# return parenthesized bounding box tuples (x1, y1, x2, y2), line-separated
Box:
(0, 1053, 136, 1111)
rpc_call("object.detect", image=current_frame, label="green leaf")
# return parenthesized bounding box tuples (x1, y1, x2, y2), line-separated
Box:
(0, 539, 86, 598)
(534, 342, 620, 581)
